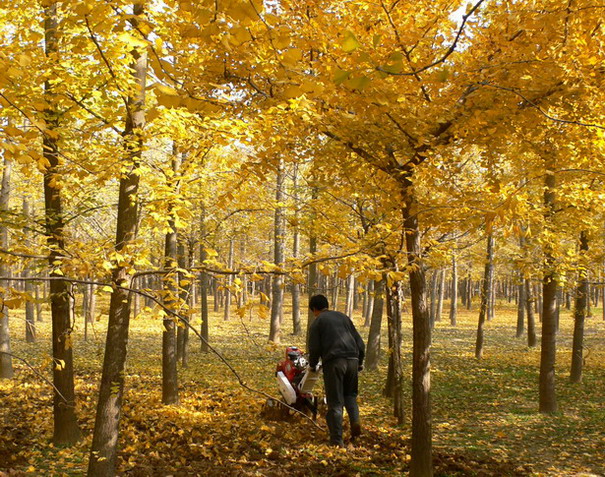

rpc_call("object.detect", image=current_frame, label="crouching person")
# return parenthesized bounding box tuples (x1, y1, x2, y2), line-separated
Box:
(308, 294, 365, 447)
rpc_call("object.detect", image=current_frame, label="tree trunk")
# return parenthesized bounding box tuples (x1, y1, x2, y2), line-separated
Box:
(291, 166, 301, 335)
(199, 205, 210, 352)
(475, 234, 494, 360)
(176, 239, 189, 367)
(570, 231, 588, 383)
(23, 199, 36, 343)
(436, 269, 445, 324)
(429, 270, 438, 329)
(526, 279, 537, 347)
(305, 194, 319, 349)
(516, 274, 525, 338)
(223, 240, 234, 321)
(269, 160, 286, 343)
(539, 168, 558, 414)
(162, 150, 180, 405)
(42, 6, 81, 445)
(449, 253, 457, 326)
(345, 275, 355, 317)
(88, 5, 147, 473)
(363, 280, 375, 327)
(402, 184, 432, 477)
(365, 278, 384, 371)
(385, 276, 404, 424)
(0, 155, 13, 378)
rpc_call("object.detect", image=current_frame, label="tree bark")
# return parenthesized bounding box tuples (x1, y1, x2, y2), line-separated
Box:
(539, 168, 558, 414)
(475, 234, 494, 360)
(43, 5, 81, 444)
(516, 274, 525, 338)
(365, 278, 384, 371)
(162, 148, 180, 404)
(291, 165, 301, 335)
(88, 4, 147, 473)
(0, 155, 13, 379)
(199, 205, 210, 352)
(402, 183, 432, 477)
(23, 199, 36, 343)
(385, 276, 404, 424)
(570, 231, 588, 383)
(364, 280, 375, 327)
(269, 160, 286, 343)
(449, 252, 457, 326)
(526, 279, 537, 347)
(436, 269, 445, 324)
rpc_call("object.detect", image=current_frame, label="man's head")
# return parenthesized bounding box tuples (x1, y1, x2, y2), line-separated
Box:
(309, 294, 329, 316)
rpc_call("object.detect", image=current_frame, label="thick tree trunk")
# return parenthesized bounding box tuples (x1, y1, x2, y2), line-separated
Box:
(402, 184, 432, 477)
(42, 6, 81, 445)
(269, 160, 286, 343)
(88, 5, 147, 474)
(475, 234, 494, 360)
(539, 168, 558, 414)
(449, 253, 457, 326)
(365, 279, 384, 371)
(570, 231, 588, 383)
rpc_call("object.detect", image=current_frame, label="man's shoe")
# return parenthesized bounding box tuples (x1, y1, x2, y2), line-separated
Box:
(351, 422, 362, 440)
(330, 440, 345, 448)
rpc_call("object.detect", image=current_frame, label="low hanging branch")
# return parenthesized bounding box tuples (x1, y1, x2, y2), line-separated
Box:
(0, 275, 325, 431)
(0, 351, 69, 403)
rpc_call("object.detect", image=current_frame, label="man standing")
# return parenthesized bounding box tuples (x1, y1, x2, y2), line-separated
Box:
(308, 294, 365, 447)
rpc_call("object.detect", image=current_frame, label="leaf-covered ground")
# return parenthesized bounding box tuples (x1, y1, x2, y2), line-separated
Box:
(1, 298, 604, 476)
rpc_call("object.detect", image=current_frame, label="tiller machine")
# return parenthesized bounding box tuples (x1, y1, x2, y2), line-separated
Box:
(265, 346, 322, 420)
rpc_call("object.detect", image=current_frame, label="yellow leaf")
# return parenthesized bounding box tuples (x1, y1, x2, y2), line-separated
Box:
(342, 31, 361, 53)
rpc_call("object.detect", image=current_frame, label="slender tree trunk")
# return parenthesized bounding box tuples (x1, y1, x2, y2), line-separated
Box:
(449, 253, 457, 326)
(429, 270, 438, 330)
(539, 168, 558, 414)
(364, 280, 375, 327)
(570, 231, 588, 383)
(176, 239, 189, 368)
(162, 150, 180, 405)
(365, 279, 384, 371)
(516, 274, 525, 338)
(305, 186, 319, 348)
(269, 160, 286, 343)
(0, 155, 13, 379)
(42, 6, 81, 444)
(23, 198, 36, 343)
(331, 273, 340, 311)
(402, 183, 432, 477)
(385, 276, 404, 424)
(199, 206, 210, 352)
(526, 279, 537, 347)
(475, 234, 494, 360)
(292, 166, 301, 335)
(436, 269, 445, 323)
(345, 275, 355, 317)
(224, 240, 234, 320)
(88, 5, 146, 473)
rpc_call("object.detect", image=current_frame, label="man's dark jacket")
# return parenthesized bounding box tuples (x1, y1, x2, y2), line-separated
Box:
(308, 310, 365, 369)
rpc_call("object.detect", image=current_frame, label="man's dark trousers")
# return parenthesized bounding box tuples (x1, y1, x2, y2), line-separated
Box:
(323, 357, 360, 446)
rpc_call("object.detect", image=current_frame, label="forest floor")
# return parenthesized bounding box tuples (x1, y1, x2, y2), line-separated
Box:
(1, 298, 604, 476)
